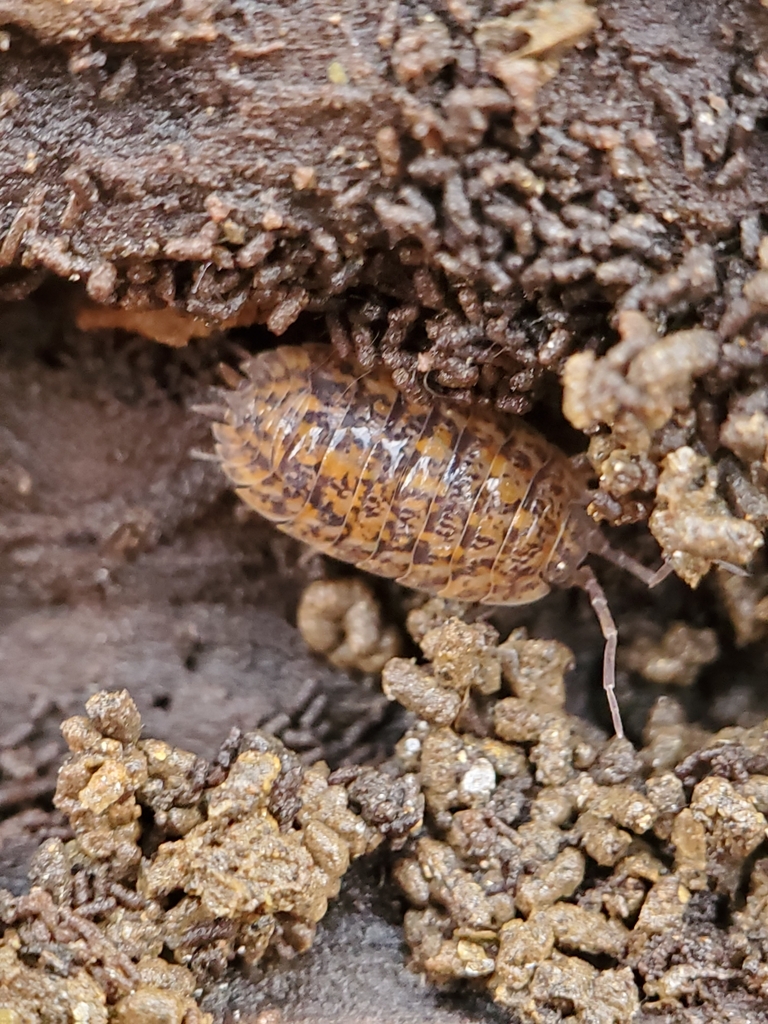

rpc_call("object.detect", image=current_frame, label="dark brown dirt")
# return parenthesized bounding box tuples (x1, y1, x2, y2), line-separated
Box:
(1, 0, 768, 1020)
(0, 0, 765, 413)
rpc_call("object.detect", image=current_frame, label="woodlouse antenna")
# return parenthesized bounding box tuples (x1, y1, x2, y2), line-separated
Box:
(646, 561, 675, 588)
(589, 532, 672, 590)
(713, 559, 750, 577)
(574, 565, 623, 739)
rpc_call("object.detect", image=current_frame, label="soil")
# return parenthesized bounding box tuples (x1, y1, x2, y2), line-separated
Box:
(1, 0, 768, 1020)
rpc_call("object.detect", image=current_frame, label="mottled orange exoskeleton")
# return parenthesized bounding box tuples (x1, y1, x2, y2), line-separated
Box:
(209, 344, 666, 737)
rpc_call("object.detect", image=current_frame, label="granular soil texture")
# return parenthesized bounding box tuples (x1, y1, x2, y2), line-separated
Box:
(6, 617, 768, 1023)
(1, 0, 768, 1021)
(384, 610, 768, 1024)
(0, 1, 763, 408)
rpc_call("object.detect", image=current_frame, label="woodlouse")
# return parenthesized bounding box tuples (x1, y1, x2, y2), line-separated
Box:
(206, 344, 668, 738)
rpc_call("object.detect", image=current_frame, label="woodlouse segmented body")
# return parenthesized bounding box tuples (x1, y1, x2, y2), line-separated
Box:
(212, 344, 590, 600)
(210, 344, 665, 737)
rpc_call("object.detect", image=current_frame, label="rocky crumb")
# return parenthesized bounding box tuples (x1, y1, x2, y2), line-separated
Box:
(297, 577, 402, 674)
(622, 621, 720, 688)
(563, 310, 719, 440)
(562, 308, 720, 528)
(0, 689, 423, 1020)
(649, 446, 764, 587)
(404, 597, 480, 646)
(382, 616, 508, 729)
(0, 886, 210, 1024)
(387, 607, 768, 1021)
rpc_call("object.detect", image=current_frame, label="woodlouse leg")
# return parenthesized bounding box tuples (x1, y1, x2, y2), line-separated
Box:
(218, 363, 244, 389)
(190, 402, 229, 420)
(188, 448, 221, 462)
(574, 566, 623, 739)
